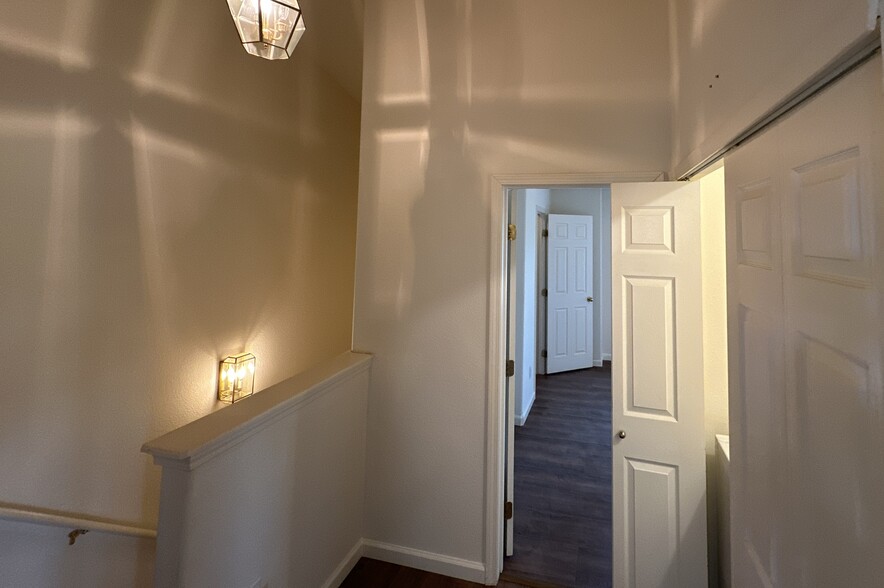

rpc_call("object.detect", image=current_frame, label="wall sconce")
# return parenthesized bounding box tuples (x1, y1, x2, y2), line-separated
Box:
(226, 0, 306, 60)
(218, 353, 256, 403)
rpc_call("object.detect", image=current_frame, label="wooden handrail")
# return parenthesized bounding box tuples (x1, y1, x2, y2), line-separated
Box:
(0, 502, 156, 543)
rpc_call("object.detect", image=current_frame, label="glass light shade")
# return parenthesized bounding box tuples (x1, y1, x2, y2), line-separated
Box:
(227, 0, 305, 60)
(218, 353, 257, 403)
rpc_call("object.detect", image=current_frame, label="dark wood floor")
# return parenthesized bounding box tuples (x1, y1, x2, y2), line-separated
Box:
(341, 368, 611, 588)
(340, 558, 533, 587)
(503, 367, 612, 587)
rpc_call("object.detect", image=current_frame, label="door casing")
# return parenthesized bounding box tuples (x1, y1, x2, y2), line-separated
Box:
(485, 171, 662, 583)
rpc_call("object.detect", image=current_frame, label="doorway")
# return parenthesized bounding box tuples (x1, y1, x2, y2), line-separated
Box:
(485, 170, 729, 587)
(504, 186, 614, 586)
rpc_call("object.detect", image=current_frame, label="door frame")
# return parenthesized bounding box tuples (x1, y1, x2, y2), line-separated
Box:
(535, 209, 548, 376)
(484, 171, 663, 583)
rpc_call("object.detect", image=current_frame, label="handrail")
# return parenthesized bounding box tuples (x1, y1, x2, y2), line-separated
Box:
(0, 502, 157, 542)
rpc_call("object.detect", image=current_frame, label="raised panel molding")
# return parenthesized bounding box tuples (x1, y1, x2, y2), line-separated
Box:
(554, 248, 567, 292)
(737, 305, 778, 587)
(792, 147, 869, 287)
(623, 276, 677, 421)
(624, 458, 680, 588)
(735, 179, 774, 269)
(575, 247, 588, 292)
(622, 207, 674, 253)
(791, 332, 880, 583)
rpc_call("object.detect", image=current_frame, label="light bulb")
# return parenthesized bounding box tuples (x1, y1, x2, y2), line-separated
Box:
(237, 368, 246, 380)
(221, 369, 228, 381)
(248, 362, 255, 374)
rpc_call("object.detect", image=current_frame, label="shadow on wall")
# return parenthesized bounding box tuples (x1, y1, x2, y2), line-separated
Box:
(0, 0, 360, 582)
(356, 0, 675, 561)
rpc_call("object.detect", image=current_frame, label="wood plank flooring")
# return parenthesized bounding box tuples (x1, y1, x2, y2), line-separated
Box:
(340, 368, 611, 588)
(340, 558, 532, 587)
(503, 367, 612, 587)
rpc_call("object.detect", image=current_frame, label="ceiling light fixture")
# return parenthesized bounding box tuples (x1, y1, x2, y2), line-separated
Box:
(226, 0, 306, 60)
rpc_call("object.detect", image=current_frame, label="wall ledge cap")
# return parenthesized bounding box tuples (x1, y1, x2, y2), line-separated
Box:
(141, 351, 372, 471)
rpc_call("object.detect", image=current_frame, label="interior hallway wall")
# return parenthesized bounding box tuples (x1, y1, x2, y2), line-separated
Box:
(0, 0, 363, 584)
(698, 165, 729, 587)
(512, 189, 550, 425)
(354, 0, 673, 569)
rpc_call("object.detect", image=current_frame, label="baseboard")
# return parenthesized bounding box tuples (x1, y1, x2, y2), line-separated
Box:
(515, 393, 535, 426)
(362, 539, 486, 584)
(321, 538, 364, 588)
(602, 353, 612, 362)
(593, 359, 603, 367)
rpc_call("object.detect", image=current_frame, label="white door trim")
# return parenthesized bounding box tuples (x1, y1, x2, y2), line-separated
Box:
(484, 171, 664, 584)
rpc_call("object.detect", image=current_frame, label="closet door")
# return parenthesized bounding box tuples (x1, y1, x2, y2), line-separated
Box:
(725, 56, 884, 587)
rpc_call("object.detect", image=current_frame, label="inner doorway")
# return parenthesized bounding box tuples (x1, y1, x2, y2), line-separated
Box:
(492, 170, 729, 587)
(504, 186, 614, 587)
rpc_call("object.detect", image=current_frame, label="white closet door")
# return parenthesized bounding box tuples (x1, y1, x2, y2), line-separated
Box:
(725, 56, 884, 587)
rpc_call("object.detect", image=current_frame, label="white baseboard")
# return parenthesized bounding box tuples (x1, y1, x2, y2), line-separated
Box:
(602, 353, 612, 362)
(514, 393, 535, 426)
(362, 539, 486, 584)
(322, 539, 364, 588)
(593, 359, 603, 367)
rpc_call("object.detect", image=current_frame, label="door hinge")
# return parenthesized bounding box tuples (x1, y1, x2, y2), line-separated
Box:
(506, 359, 515, 378)
(541, 288, 548, 297)
(507, 224, 517, 241)
(542, 229, 548, 237)
(504, 501, 513, 520)
(541, 350, 547, 358)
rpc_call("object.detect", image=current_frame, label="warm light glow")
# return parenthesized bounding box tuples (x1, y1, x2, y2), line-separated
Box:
(226, 0, 306, 61)
(218, 353, 257, 403)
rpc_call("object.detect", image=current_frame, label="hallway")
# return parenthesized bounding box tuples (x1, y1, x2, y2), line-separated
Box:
(503, 367, 613, 587)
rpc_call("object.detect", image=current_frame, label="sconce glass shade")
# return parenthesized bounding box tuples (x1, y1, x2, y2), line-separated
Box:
(218, 353, 257, 403)
(227, 0, 306, 60)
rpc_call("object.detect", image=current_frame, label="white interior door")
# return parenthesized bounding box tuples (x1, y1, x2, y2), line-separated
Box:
(611, 181, 708, 588)
(726, 57, 884, 587)
(546, 214, 594, 373)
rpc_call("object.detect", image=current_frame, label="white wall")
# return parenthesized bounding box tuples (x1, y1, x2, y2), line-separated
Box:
(669, 0, 872, 176)
(699, 167, 729, 452)
(512, 188, 549, 424)
(548, 187, 613, 366)
(146, 353, 370, 588)
(354, 0, 672, 571)
(698, 165, 729, 588)
(0, 0, 362, 582)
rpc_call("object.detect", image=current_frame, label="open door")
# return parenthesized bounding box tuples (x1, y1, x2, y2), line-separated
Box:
(546, 214, 594, 373)
(611, 181, 707, 588)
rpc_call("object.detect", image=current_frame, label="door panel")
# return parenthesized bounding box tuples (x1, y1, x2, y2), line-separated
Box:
(626, 458, 680, 588)
(725, 57, 884, 587)
(624, 276, 677, 420)
(612, 181, 707, 588)
(547, 214, 594, 373)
